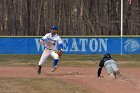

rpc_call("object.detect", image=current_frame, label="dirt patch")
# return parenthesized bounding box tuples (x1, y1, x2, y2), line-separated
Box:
(0, 67, 140, 93)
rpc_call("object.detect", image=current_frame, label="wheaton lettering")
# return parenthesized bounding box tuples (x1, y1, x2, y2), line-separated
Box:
(63, 38, 108, 52)
(35, 38, 108, 53)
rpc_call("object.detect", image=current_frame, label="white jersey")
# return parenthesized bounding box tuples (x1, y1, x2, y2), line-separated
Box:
(42, 33, 63, 50)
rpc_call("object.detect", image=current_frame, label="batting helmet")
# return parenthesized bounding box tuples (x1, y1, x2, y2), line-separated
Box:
(104, 53, 111, 58)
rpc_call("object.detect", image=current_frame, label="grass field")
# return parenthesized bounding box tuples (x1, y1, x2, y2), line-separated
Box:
(0, 54, 140, 67)
(0, 54, 140, 93)
(0, 77, 90, 93)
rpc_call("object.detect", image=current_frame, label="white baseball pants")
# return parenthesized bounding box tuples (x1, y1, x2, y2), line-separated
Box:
(38, 48, 59, 66)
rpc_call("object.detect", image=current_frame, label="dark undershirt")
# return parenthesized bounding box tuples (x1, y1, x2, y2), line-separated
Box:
(97, 57, 112, 77)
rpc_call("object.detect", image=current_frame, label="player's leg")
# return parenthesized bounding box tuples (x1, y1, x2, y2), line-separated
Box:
(50, 51, 59, 72)
(110, 61, 120, 78)
(105, 64, 115, 79)
(104, 60, 115, 79)
(38, 49, 50, 74)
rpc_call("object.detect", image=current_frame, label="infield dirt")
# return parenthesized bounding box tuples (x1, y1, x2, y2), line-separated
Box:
(0, 67, 140, 93)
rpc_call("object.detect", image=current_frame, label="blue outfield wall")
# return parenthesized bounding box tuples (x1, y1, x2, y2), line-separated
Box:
(0, 37, 140, 54)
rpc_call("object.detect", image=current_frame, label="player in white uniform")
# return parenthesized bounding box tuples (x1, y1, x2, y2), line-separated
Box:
(37, 25, 63, 74)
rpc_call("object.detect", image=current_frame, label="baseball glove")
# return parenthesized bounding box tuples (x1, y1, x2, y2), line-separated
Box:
(56, 50, 63, 57)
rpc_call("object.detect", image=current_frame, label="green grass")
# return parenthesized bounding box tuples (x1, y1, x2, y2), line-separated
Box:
(0, 54, 140, 67)
(0, 77, 91, 93)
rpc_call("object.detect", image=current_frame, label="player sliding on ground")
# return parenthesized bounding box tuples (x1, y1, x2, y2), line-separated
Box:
(37, 25, 63, 74)
(97, 53, 121, 79)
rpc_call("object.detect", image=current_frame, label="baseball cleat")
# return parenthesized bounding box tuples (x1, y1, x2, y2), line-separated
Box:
(51, 66, 57, 72)
(37, 65, 42, 74)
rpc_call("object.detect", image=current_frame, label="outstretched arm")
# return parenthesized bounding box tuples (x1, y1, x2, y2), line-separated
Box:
(98, 67, 102, 77)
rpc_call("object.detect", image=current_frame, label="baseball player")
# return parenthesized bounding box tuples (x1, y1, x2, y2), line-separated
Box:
(97, 53, 121, 79)
(37, 25, 63, 74)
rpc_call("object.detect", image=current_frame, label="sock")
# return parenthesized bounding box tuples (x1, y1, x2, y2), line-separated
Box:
(53, 59, 59, 67)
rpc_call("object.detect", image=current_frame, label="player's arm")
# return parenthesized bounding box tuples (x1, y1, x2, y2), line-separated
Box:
(40, 34, 49, 45)
(57, 37, 63, 51)
(40, 39, 45, 45)
(56, 37, 63, 57)
(98, 67, 103, 77)
(57, 43, 63, 56)
(58, 44, 63, 51)
(97, 60, 104, 77)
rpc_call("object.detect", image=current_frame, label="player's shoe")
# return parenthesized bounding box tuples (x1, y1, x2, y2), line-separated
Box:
(51, 66, 57, 72)
(116, 71, 121, 78)
(37, 65, 42, 74)
(114, 70, 121, 79)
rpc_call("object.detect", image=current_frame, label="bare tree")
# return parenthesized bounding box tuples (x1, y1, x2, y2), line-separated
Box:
(0, 0, 140, 36)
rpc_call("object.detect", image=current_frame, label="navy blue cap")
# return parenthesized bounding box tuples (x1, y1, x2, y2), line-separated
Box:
(51, 25, 58, 30)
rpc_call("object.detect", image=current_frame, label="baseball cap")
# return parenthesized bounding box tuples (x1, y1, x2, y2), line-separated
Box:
(51, 25, 58, 30)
